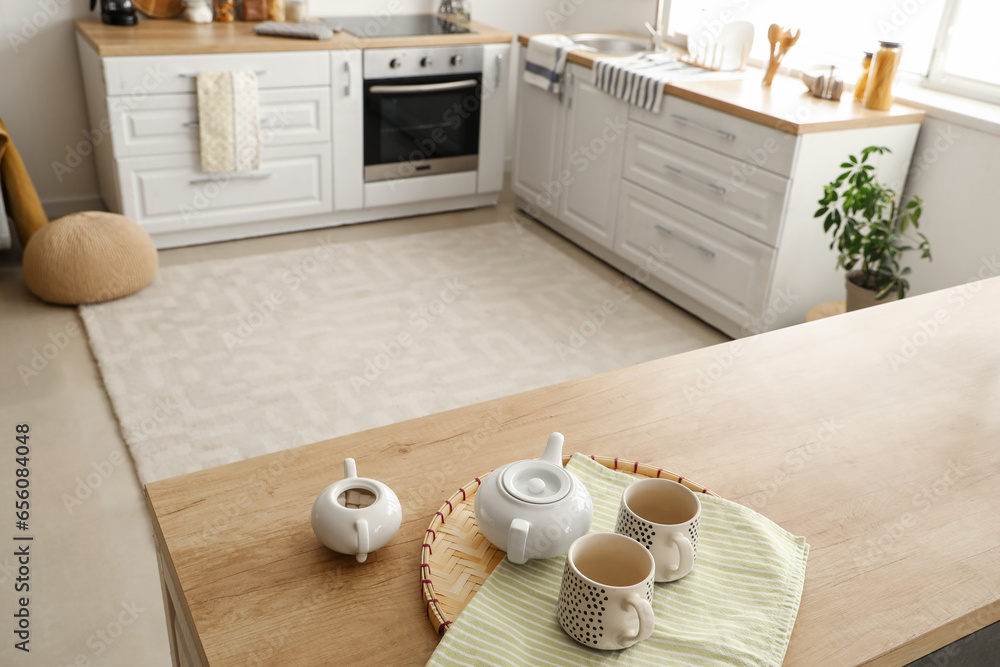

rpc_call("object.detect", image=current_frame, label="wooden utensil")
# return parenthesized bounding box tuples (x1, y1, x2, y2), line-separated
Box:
(762, 24, 800, 87)
(133, 0, 183, 18)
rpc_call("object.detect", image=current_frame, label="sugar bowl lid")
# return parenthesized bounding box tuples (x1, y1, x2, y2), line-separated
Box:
(501, 459, 572, 504)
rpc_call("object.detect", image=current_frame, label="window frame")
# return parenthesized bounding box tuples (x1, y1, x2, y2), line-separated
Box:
(919, 0, 1000, 103)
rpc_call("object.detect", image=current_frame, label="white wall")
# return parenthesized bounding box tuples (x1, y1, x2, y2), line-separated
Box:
(901, 118, 1000, 295)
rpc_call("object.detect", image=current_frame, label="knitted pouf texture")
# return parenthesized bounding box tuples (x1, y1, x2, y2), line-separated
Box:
(23, 211, 158, 305)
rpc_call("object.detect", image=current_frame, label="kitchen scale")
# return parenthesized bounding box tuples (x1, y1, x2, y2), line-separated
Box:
(324, 14, 475, 38)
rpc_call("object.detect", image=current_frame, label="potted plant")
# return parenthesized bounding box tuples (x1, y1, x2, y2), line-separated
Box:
(815, 145, 932, 311)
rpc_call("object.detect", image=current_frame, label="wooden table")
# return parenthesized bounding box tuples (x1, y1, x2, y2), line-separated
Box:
(146, 277, 1000, 666)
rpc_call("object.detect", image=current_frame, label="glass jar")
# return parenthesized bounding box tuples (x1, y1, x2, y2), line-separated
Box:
(864, 41, 902, 110)
(285, 0, 306, 22)
(214, 0, 235, 22)
(853, 51, 873, 103)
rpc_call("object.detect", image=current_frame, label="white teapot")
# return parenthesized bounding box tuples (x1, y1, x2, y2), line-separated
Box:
(311, 458, 402, 563)
(474, 433, 592, 564)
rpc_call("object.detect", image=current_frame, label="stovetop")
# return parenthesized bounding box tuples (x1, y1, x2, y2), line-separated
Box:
(324, 14, 475, 38)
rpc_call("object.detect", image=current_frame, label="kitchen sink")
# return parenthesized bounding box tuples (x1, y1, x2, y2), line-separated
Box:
(569, 33, 651, 56)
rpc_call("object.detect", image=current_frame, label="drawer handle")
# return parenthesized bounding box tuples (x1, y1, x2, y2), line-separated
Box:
(654, 224, 716, 258)
(663, 164, 727, 196)
(178, 69, 267, 78)
(669, 114, 736, 142)
(189, 172, 273, 184)
(183, 119, 279, 128)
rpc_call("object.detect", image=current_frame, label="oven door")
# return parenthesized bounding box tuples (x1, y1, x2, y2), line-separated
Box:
(363, 73, 482, 183)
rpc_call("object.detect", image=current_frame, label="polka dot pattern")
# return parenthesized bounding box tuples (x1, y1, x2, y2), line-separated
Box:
(557, 563, 654, 650)
(615, 506, 700, 564)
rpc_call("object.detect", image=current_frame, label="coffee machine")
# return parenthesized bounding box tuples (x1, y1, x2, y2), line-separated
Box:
(90, 0, 138, 26)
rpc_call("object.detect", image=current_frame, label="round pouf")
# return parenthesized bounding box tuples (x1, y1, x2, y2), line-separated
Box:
(22, 211, 158, 305)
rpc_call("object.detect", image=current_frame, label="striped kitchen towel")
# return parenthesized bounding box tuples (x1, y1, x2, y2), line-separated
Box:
(427, 454, 809, 667)
(594, 55, 748, 112)
(196, 70, 261, 174)
(523, 35, 578, 94)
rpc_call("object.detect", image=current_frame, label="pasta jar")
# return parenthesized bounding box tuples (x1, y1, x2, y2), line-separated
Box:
(854, 51, 873, 103)
(214, 0, 235, 22)
(864, 41, 902, 110)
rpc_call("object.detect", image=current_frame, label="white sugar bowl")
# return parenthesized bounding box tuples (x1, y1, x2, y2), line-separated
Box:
(474, 433, 593, 564)
(311, 458, 402, 563)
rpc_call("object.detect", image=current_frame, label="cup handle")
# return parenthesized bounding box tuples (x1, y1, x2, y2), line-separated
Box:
(668, 534, 694, 577)
(507, 518, 530, 565)
(622, 593, 655, 646)
(355, 519, 369, 563)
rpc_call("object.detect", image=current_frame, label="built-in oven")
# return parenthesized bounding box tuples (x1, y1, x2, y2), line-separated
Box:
(362, 45, 484, 183)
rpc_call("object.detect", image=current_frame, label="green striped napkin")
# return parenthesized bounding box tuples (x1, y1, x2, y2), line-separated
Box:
(427, 454, 809, 667)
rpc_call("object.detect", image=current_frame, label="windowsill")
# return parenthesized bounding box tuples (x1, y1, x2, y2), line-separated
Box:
(891, 76, 1000, 136)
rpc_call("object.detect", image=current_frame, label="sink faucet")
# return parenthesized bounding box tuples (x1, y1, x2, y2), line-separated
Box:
(644, 0, 666, 51)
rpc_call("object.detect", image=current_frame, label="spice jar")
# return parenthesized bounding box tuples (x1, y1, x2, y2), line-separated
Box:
(240, 0, 266, 21)
(864, 41, 902, 110)
(266, 0, 285, 22)
(285, 0, 306, 22)
(854, 51, 873, 103)
(214, 0, 235, 22)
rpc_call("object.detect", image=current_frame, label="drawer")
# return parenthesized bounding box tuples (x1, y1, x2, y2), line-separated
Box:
(623, 123, 789, 247)
(630, 96, 798, 177)
(616, 181, 774, 327)
(103, 52, 330, 97)
(110, 88, 331, 157)
(117, 144, 332, 233)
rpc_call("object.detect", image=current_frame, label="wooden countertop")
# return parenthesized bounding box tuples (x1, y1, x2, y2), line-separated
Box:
(517, 34, 924, 135)
(76, 17, 512, 57)
(146, 276, 1000, 666)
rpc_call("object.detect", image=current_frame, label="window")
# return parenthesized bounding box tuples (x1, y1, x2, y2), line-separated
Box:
(666, 0, 1000, 104)
(926, 0, 1000, 102)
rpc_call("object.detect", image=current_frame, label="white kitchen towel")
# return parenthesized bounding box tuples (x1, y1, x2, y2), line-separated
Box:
(593, 54, 747, 112)
(197, 70, 261, 174)
(524, 34, 577, 94)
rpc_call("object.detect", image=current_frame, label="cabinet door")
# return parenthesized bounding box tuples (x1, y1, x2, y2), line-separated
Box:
(331, 50, 364, 212)
(479, 43, 510, 194)
(557, 64, 628, 250)
(511, 46, 565, 216)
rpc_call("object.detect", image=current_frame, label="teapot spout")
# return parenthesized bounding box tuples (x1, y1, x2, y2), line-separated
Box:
(541, 432, 565, 466)
(344, 458, 358, 479)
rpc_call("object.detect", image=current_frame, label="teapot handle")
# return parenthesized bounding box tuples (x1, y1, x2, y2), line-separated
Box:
(355, 519, 369, 563)
(507, 518, 531, 564)
(344, 458, 358, 479)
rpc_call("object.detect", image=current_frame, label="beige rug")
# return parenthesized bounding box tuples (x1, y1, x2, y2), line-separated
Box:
(82, 221, 726, 484)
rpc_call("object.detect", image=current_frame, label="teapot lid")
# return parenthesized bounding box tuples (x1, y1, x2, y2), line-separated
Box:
(501, 460, 572, 504)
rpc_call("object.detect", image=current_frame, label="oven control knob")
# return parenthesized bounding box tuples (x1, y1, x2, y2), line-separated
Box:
(389, 58, 402, 69)
(451, 55, 463, 66)
(421, 57, 433, 67)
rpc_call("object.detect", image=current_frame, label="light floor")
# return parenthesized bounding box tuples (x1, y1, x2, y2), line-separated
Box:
(0, 183, 728, 666)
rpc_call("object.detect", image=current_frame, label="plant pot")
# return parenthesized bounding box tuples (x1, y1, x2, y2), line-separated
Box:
(845, 271, 898, 312)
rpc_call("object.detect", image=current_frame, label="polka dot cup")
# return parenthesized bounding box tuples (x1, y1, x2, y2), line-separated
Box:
(557, 533, 655, 651)
(616, 478, 701, 583)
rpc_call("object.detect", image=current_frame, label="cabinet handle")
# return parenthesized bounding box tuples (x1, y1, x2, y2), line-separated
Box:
(567, 71, 574, 109)
(189, 172, 273, 184)
(495, 53, 503, 89)
(654, 224, 716, 258)
(179, 69, 266, 78)
(669, 114, 736, 142)
(344, 61, 352, 97)
(183, 119, 278, 128)
(662, 164, 727, 196)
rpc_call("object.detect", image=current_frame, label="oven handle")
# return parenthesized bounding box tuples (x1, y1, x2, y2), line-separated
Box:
(368, 79, 479, 95)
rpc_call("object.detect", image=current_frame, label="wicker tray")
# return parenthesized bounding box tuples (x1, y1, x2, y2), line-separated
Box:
(420, 454, 720, 636)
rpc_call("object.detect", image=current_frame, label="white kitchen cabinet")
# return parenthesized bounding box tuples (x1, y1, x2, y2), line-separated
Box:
(330, 49, 364, 212)
(513, 44, 923, 336)
(479, 43, 511, 195)
(556, 64, 628, 250)
(512, 61, 627, 249)
(511, 50, 565, 217)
